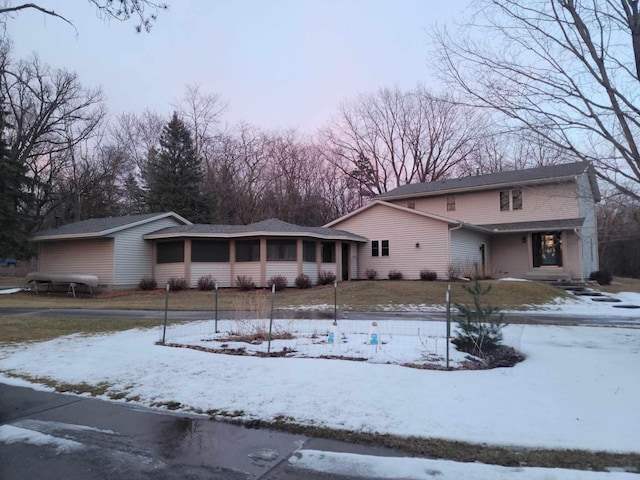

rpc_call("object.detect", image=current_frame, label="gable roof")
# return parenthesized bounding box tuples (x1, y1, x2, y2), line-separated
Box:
(32, 212, 192, 241)
(324, 200, 461, 228)
(144, 218, 367, 242)
(376, 162, 601, 202)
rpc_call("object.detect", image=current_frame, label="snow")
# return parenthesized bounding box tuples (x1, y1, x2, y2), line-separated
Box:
(291, 450, 639, 479)
(0, 288, 22, 295)
(0, 425, 84, 453)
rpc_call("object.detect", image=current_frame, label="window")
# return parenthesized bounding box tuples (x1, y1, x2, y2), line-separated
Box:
(500, 191, 510, 211)
(303, 241, 316, 262)
(381, 240, 389, 256)
(512, 189, 523, 210)
(157, 241, 184, 264)
(407, 200, 416, 209)
(321, 242, 335, 263)
(267, 239, 297, 261)
(236, 239, 260, 262)
(371, 240, 379, 257)
(532, 232, 563, 267)
(447, 196, 456, 211)
(191, 240, 229, 262)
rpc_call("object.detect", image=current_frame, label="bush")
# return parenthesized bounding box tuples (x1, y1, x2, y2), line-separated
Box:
(364, 268, 378, 280)
(168, 277, 188, 291)
(197, 275, 216, 291)
(139, 276, 157, 291)
(236, 275, 255, 291)
(267, 275, 288, 291)
(589, 270, 613, 286)
(420, 269, 438, 281)
(295, 273, 312, 289)
(318, 270, 336, 285)
(388, 270, 403, 280)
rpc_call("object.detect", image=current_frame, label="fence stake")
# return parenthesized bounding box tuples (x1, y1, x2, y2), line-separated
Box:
(446, 282, 451, 368)
(333, 281, 338, 326)
(214, 282, 219, 333)
(161, 283, 170, 344)
(267, 283, 275, 353)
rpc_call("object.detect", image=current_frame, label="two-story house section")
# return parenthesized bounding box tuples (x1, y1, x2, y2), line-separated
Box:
(325, 162, 600, 281)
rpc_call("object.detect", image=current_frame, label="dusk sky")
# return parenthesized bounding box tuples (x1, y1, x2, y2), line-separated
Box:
(8, 1, 471, 133)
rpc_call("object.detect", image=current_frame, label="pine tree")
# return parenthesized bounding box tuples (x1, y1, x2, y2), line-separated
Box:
(144, 112, 212, 222)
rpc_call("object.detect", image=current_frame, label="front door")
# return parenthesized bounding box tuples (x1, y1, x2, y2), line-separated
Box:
(532, 232, 563, 267)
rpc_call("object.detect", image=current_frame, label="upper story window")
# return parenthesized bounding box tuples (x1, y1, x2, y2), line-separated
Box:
(500, 189, 523, 211)
(447, 196, 456, 211)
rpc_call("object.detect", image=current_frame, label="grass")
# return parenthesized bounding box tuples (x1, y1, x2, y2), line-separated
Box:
(600, 276, 640, 294)
(0, 278, 569, 311)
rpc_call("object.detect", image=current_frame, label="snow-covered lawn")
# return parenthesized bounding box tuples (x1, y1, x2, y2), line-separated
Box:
(1, 318, 638, 454)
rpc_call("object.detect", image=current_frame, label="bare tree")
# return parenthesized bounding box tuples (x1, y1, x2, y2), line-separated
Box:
(432, 0, 640, 199)
(322, 86, 483, 198)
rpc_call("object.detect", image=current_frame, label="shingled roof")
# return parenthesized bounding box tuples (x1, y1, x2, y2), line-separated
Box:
(144, 218, 367, 242)
(376, 162, 600, 201)
(32, 212, 191, 241)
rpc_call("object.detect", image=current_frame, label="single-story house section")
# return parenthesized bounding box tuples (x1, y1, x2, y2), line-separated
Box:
(31, 212, 191, 289)
(326, 162, 601, 281)
(143, 219, 366, 288)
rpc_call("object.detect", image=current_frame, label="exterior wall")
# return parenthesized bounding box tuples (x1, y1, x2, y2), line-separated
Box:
(190, 264, 232, 288)
(394, 181, 580, 225)
(155, 263, 186, 286)
(350, 247, 358, 280)
(489, 234, 531, 278)
(39, 239, 114, 286)
(303, 262, 318, 284)
(563, 231, 582, 280)
(331, 203, 450, 280)
(320, 263, 337, 276)
(450, 228, 490, 277)
(266, 262, 298, 286)
(234, 263, 261, 287)
(114, 217, 184, 287)
(577, 173, 599, 278)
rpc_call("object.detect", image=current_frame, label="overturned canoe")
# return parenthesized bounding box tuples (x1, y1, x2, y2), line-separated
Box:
(26, 272, 100, 288)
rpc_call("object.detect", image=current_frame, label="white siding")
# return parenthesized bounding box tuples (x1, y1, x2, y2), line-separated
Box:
(266, 262, 298, 286)
(39, 239, 114, 286)
(450, 228, 489, 277)
(331, 203, 450, 280)
(155, 263, 186, 286)
(234, 263, 261, 287)
(114, 217, 184, 287)
(320, 263, 337, 277)
(577, 173, 599, 279)
(190, 263, 232, 288)
(302, 262, 318, 284)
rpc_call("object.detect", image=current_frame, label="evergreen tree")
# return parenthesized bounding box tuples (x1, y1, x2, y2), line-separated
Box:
(0, 97, 31, 258)
(144, 112, 213, 222)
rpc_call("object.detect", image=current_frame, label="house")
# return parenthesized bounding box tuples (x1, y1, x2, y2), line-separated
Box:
(32, 212, 191, 289)
(325, 162, 600, 281)
(31, 215, 365, 289)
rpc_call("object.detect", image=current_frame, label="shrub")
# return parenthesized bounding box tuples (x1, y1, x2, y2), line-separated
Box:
(139, 276, 157, 291)
(168, 277, 188, 291)
(267, 275, 288, 291)
(448, 263, 463, 280)
(197, 275, 216, 291)
(420, 269, 438, 281)
(388, 270, 403, 280)
(236, 275, 255, 291)
(295, 273, 312, 289)
(318, 270, 336, 285)
(364, 268, 378, 280)
(589, 270, 613, 286)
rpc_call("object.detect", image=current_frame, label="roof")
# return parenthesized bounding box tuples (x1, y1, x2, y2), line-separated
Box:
(324, 200, 460, 228)
(32, 212, 192, 241)
(479, 218, 585, 233)
(376, 162, 601, 202)
(143, 218, 368, 243)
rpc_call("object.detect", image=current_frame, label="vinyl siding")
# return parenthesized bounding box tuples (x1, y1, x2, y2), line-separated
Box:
(39, 239, 114, 286)
(320, 263, 337, 277)
(190, 264, 232, 288)
(234, 263, 261, 287)
(331, 203, 450, 280)
(393, 182, 580, 225)
(450, 229, 489, 277)
(114, 217, 184, 286)
(155, 263, 186, 286)
(489, 234, 530, 278)
(302, 262, 318, 284)
(266, 262, 298, 286)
